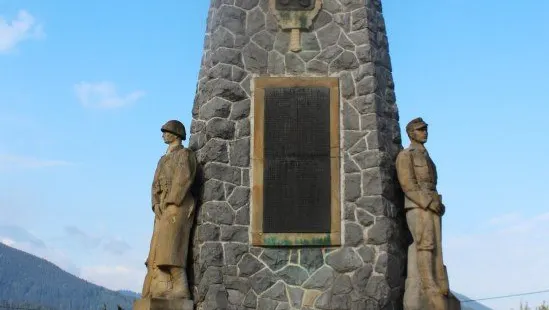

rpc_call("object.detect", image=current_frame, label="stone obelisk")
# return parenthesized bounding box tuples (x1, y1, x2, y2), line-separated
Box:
(188, 0, 408, 309)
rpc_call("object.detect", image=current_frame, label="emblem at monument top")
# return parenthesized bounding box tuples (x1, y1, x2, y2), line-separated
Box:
(270, 0, 322, 52)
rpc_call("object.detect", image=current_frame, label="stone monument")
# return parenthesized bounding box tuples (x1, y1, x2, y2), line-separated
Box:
(189, 0, 408, 309)
(134, 120, 196, 310)
(395, 118, 460, 310)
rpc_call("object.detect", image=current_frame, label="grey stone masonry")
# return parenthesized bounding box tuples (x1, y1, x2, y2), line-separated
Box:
(188, 0, 408, 309)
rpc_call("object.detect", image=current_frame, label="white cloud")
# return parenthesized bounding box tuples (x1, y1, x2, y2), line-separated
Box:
(1, 237, 15, 246)
(0, 154, 73, 169)
(445, 211, 549, 309)
(74, 81, 145, 109)
(0, 10, 44, 53)
(80, 265, 144, 292)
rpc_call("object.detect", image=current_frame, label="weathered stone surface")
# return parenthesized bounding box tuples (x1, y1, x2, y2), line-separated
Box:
(201, 179, 225, 202)
(343, 101, 359, 129)
(367, 217, 392, 245)
(301, 32, 320, 51)
(204, 163, 241, 185)
(317, 23, 341, 48)
(236, 118, 250, 138)
(303, 266, 336, 290)
(285, 53, 305, 74)
(313, 10, 333, 30)
(330, 51, 359, 72)
(199, 97, 232, 120)
(220, 6, 246, 35)
(220, 225, 248, 242)
(198, 139, 229, 164)
(344, 202, 356, 221)
(357, 209, 375, 227)
(235, 203, 250, 225)
(235, 0, 258, 10)
(276, 265, 309, 286)
(201, 201, 234, 225)
(288, 286, 304, 308)
(230, 99, 250, 120)
(206, 118, 235, 140)
(268, 51, 285, 74)
(227, 186, 250, 210)
(197, 223, 220, 242)
(225, 275, 251, 294)
(306, 60, 328, 74)
(300, 248, 324, 274)
(352, 265, 374, 295)
(333, 275, 353, 295)
(365, 276, 391, 303)
(238, 254, 264, 277)
(227, 289, 246, 305)
(243, 42, 268, 73)
(325, 247, 363, 273)
(345, 173, 361, 202)
(276, 302, 291, 310)
(252, 30, 275, 51)
(224, 243, 248, 265)
(229, 138, 250, 167)
(263, 281, 288, 302)
(243, 290, 258, 308)
(200, 243, 224, 270)
(345, 222, 364, 246)
(260, 249, 289, 271)
(357, 246, 376, 264)
(257, 298, 278, 310)
(246, 7, 265, 36)
(250, 268, 278, 294)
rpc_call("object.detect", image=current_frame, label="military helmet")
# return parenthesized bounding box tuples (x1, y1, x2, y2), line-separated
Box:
(161, 120, 186, 140)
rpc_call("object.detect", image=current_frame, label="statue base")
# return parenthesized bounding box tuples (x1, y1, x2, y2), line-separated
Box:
(133, 298, 194, 310)
(403, 278, 461, 310)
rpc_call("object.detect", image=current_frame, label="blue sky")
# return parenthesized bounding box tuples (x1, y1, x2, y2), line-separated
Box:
(0, 1, 548, 309)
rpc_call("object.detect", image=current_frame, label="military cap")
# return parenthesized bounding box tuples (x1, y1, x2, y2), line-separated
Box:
(161, 120, 186, 140)
(405, 117, 428, 133)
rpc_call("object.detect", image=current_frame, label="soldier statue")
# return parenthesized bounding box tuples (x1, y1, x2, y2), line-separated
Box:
(396, 118, 460, 310)
(140, 120, 197, 301)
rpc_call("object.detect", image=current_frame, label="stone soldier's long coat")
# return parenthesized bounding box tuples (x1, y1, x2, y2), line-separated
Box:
(147, 145, 197, 267)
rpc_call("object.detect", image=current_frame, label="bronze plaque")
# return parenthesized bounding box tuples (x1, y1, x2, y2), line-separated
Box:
(263, 87, 331, 233)
(275, 0, 315, 11)
(252, 77, 341, 246)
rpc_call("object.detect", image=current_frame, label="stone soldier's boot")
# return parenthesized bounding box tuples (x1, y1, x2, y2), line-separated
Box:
(166, 266, 191, 299)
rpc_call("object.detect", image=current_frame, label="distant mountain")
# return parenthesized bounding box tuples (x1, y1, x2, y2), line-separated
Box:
(0, 243, 137, 310)
(454, 292, 493, 310)
(117, 290, 141, 299)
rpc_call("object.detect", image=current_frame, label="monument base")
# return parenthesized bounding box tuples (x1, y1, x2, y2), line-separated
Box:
(133, 298, 194, 310)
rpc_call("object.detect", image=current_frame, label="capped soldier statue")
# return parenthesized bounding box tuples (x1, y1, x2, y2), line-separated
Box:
(396, 118, 461, 310)
(134, 120, 196, 310)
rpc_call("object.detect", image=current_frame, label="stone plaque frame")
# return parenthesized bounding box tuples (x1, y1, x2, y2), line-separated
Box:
(251, 77, 341, 246)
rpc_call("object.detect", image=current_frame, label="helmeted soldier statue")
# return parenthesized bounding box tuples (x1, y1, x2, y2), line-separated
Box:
(140, 120, 197, 301)
(396, 118, 460, 310)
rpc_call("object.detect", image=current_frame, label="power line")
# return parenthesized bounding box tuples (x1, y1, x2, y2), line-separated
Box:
(461, 289, 549, 303)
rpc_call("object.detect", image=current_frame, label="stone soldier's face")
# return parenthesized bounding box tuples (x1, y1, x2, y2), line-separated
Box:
(412, 126, 428, 143)
(162, 131, 178, 144)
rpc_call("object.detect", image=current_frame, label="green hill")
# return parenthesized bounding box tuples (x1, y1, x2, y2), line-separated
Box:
(0, 243, 136, 310)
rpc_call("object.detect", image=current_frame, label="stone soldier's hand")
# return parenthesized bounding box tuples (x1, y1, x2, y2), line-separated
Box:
(440, 203, 446, 216)
(428, 199, 442, 214)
